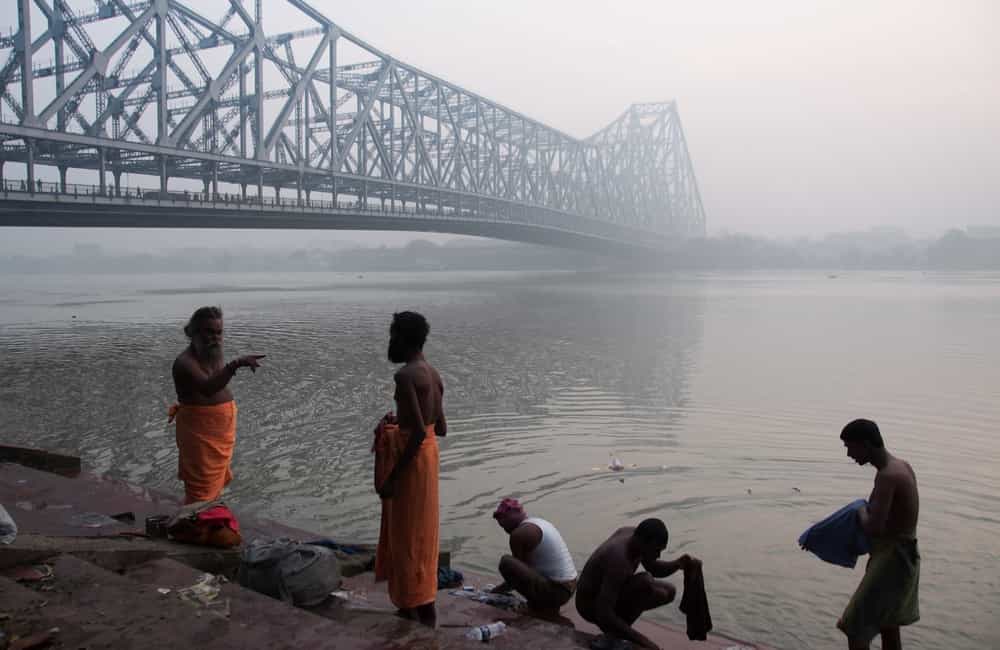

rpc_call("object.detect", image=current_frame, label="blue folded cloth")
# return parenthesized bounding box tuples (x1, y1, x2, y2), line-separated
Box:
(798, 499, 871, 568)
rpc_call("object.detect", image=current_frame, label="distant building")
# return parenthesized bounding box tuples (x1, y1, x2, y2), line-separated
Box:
(965, 226, 1000, 240)
(823, 227, 910, 254)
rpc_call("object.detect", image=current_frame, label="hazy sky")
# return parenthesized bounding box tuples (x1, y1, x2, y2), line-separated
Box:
(2, 0, 997, 253)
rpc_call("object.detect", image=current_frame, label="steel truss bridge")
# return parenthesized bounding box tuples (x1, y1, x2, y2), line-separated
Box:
(0, 0, 705, 253)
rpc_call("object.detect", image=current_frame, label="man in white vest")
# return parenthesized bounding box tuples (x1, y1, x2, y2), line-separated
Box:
(491, 497, 578, 618)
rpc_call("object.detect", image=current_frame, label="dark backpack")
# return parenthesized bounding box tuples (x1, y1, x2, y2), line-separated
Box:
(237, 538, 341, 607)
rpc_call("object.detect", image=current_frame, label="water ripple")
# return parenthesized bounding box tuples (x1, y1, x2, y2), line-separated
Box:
(1, 270, 998, 650)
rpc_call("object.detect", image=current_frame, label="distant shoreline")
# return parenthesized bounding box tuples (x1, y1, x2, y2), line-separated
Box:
(1, 229, 999, 272)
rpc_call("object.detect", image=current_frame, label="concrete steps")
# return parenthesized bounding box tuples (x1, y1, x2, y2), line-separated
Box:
(1, 459, 769, 649)
(0, 553, 522, 649)
(0, 552, 592, 649)
(0, 554, 383, 649)
(120, 556, 441, 647)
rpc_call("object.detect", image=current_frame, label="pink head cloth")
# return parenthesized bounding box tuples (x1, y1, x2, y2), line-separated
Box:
(493, 498, 524, 518)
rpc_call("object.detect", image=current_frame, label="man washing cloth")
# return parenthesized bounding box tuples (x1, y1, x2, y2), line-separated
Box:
(490, 498, 578, 619)
(170, 306, 264, 504)
(576, 519, 700, 650)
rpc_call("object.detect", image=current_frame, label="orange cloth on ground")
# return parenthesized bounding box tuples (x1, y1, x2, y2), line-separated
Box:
(373, 422, 440, 609)
(169, 401, 238, 505)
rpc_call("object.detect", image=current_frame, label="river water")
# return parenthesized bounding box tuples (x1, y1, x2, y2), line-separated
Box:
(1, 270, 997, 649)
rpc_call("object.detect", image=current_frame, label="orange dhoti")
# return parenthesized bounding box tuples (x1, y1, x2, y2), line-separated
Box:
(169, 401, 238, 504)
(373, 422, 440, 609)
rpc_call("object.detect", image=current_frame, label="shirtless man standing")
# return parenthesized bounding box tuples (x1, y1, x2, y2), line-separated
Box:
(170, 306, 264, 504)
(838, 418, 920, 650)
(373, 311, 447, 628)
(575, 518, 696, 650)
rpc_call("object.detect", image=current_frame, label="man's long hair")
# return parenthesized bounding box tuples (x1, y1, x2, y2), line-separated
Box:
(184, 306, 223, 338)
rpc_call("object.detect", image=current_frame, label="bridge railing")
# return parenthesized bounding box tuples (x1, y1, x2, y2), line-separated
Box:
(0, 178, 662, 245)
(0, 178, 454, 215)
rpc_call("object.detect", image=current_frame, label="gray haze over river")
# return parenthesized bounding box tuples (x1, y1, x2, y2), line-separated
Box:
(1, 270, 997, 649)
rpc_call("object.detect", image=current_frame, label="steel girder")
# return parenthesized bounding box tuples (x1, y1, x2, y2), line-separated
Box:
(0, 0, 706, 243)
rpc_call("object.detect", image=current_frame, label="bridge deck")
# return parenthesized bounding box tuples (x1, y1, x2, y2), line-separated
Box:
(0, 182, 674, 254)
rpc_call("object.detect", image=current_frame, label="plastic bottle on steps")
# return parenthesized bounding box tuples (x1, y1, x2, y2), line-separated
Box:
(465, 621, 507, 641)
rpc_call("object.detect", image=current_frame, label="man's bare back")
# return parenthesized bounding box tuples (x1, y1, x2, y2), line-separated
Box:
(870, 455, 919, 539)
(576, 527, 640, 619)
(575, 520, 691, 650)
(394, 359, 446, 433)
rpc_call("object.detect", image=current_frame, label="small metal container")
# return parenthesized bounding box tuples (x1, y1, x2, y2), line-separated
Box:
(145, 515, 170, 538)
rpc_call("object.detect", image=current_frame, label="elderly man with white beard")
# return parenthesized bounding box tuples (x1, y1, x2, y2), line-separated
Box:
(169, 306, 264, 504)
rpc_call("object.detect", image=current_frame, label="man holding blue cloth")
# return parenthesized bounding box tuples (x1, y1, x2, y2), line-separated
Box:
(799, 499, 871, 568)
(828, 419, 921, 650)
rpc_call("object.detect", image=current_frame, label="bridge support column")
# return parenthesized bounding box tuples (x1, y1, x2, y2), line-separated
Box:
(296, 174, 302, 205)
(0, 160, 4, 188)
(212, 164, 219, 199)
(275, 186, 281, 202)
(16, 0, 34, 123)
(203, 177, 210, 199)
(26, 139, 35, 194)
(257, 169, 263, 203)
(58, 166, 67, 193)
(241, 183, 247, 200)
(113, 171, 121, 197)
(98, 148, 106, 196)
(159, 156, 168, 194)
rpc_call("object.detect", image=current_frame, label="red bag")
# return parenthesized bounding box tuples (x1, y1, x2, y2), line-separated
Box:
(168, 502, 242, 548)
